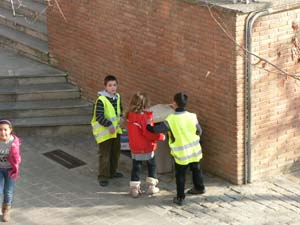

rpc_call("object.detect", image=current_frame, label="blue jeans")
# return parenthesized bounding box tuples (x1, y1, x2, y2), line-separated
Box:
(131, 156, 157, 181)
(0, 168, 15, 205)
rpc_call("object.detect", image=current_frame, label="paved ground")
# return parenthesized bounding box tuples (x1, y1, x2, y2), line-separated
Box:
(4, 132, 300, 225)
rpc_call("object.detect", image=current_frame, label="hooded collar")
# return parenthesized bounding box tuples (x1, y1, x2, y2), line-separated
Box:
(98, 90, 118, 100)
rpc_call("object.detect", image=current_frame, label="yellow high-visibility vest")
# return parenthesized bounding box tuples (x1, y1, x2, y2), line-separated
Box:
(166, 112, 202, 165)
(91, 94, 122, 143)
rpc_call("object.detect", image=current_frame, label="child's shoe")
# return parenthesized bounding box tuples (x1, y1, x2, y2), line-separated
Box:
(173, 197, 185, 206)
(146, 177, 160, 195)
(186, 188, 206, 195)
(2, 204, 11, 222)
(99, 180, 109, 187)
(112, 172, 124, 178)
(129, 181, 141, 198)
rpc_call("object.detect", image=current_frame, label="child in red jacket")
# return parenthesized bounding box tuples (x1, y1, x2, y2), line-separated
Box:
(125, 92, 165, 197)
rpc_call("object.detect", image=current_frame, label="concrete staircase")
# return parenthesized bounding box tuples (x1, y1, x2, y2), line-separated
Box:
(0, 0, 48, 63)
(0, 0, 93, 136)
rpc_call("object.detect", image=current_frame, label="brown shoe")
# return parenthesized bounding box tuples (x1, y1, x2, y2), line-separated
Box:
(2, 204, 11, 222)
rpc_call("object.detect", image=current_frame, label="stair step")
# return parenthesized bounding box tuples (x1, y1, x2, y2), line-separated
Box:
(32, 0, 47, 5)
(0, 74, 67, 85)
(13, 115, 92, 127)
(0, 7, 47, 41)
(13, 115, 92, 136)
(0, 0, 47, 23)
(0, 83, 80, 101)
(0, 24, 48, 62)
(0, 48, 61, 77)
(13, 115, 92, 135)
(0, 99, 93, 118)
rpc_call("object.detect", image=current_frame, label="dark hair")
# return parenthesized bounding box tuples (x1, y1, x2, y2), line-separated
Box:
(174, 92, 188, 108)
(0, 119, 13, 129)
(104, 75, 118, 86)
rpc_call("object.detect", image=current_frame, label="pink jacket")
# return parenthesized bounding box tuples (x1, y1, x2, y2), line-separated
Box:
(7, 135, 21, 180)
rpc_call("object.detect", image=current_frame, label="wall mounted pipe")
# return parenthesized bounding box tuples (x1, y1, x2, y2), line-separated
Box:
(244, 8, 272, 184)
(244, 4, 300, 184)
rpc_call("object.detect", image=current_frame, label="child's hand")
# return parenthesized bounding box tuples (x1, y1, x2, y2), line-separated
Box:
(147, 118, 153, 125)
(119, 117, 127, 129)
(159, 133, 165, 141)
(108, 125, 116, 134)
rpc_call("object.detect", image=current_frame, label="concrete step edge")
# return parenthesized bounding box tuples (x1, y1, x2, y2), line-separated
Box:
(0, 99, 93, 111)
(0, 0, 47, 23)
(0, 83, 79, 94)
(0, 7, 47, 35)
(33, 0, 50, 5)
(31, 0, 48, 5)
(0, 15, 47, 41)
(0, 45, 49, 64)
(12, 115, 92, 127)
(0, 72, 67, 78)
(0, 24, 48, 53)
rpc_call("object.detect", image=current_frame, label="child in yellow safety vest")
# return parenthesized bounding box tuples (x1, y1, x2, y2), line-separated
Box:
(147, 92, 205, 206)
(91, 75, 124, 187)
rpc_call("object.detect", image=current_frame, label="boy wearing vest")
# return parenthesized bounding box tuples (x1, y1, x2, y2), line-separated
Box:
(91, 75, 124, 187)
(147, 92, 205, 206)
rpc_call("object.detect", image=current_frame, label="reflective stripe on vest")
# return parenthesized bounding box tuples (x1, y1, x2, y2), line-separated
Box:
(173, 150, 202, 163)
(92, 115, 119, 130)
(171, 139, 200, 152)
(166, 112, 202, 165)
(91, 94, 122, 143)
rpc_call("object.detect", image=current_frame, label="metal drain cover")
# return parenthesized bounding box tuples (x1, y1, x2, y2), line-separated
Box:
(43, 149, 86, 169)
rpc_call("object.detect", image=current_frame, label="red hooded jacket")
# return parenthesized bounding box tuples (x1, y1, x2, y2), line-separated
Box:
(127, 111, 165, 154)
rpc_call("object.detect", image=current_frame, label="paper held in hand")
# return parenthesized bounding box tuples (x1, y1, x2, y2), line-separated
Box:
(149, 104, 174, 123)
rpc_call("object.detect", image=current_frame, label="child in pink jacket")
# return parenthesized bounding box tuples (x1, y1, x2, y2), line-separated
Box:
(0, 119, 21, 222)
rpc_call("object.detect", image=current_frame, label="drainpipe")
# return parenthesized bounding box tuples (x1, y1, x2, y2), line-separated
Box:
(244, 8, 272, 184)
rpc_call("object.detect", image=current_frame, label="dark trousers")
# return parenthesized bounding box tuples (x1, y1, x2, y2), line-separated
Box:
(98, 135, 121, 180)
(175, 161, 205, 199)
(131, 156, 157, 181)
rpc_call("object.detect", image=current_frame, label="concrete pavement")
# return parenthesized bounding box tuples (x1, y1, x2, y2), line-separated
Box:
(6, 132, 300, 225)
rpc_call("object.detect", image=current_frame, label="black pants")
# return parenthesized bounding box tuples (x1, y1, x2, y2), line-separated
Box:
(131, 156, 157, 181)
(98, 135, 121, 180)
(175, 161, 205, 199)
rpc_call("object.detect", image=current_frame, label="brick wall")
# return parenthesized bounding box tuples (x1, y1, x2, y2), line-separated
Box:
(238, 8, 300, 181)
(48, 0, 242, 184)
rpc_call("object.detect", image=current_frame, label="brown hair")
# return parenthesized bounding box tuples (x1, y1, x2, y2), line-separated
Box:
(104, 75, 118, 86)
(125, 92, 150, 119)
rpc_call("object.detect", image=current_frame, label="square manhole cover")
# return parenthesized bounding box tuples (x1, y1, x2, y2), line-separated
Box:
(43, 149, 86, 169)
